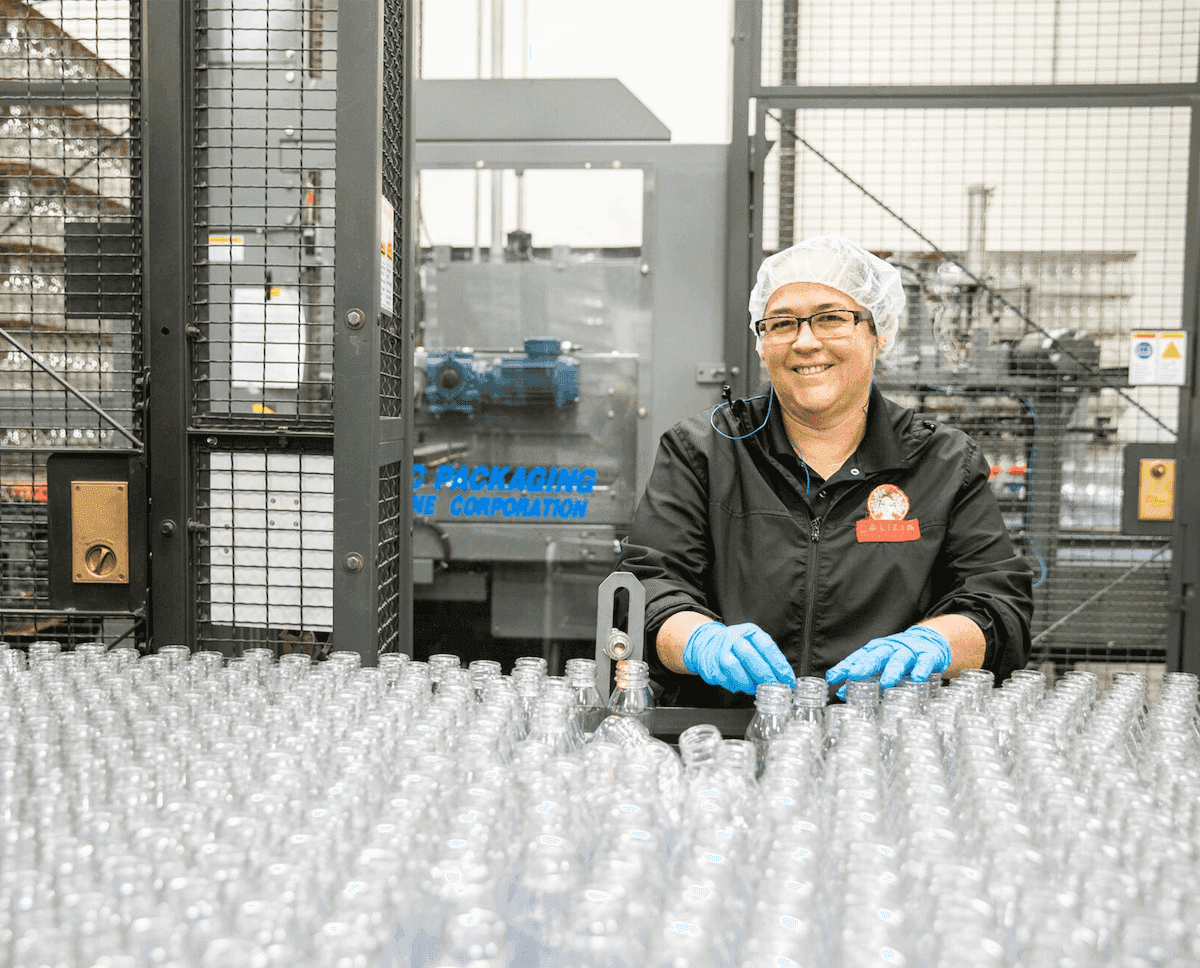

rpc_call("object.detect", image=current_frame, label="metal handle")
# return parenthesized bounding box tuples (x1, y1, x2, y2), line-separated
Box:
(593, 571, 645, 702)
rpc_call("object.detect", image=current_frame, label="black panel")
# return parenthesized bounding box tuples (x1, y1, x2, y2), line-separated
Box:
(46, 451, 147, 613)
(64, 221, 139, 318)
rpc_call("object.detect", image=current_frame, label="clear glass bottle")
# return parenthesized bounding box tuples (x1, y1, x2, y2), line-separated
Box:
(845, 677, 881, 722)
(427, 653, 461, 692)
(792, 677, 827, 727)
(745, 682, 793, 776)
(606, 659, 655, 734)
(564, 658, 606, 738)
(525, 699, 581, 756)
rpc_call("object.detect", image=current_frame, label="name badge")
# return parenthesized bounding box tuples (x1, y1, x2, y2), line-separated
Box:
(856, 518, 921, 542)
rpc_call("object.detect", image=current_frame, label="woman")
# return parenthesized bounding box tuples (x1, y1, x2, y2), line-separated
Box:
(620, 235, 1033, 705)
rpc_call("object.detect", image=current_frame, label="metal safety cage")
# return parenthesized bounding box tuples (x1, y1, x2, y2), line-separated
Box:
(142, 0, 413, 660)
(0, 0, 145, 651)
(191, 0, 336, 433)
(176, 0, 344, 657)
(730, 0, 1200, 683)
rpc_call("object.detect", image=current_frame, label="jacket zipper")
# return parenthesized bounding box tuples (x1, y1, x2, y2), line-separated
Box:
(800, 516, 820, 677)
(797, 482, 871, 677)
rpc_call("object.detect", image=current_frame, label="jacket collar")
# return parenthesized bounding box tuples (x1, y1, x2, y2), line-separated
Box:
(752, 384, 920, 474)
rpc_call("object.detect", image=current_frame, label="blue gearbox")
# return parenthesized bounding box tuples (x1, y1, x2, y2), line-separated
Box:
(425, 338, 580, 416)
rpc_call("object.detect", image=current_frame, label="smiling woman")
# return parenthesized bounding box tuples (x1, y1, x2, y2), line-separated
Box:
(618, 235, 1034, 708)
(757, 282, 877, 446)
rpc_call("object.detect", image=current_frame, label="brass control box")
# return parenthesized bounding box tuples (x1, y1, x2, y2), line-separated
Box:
(1136, 458, 1176, 522)
(1120, 444, 1177, 536)
(71, 481, 130, 583)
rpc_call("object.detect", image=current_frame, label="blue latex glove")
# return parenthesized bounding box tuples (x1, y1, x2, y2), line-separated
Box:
(825, 624, 952, 696)
(683, 621, 797, 695)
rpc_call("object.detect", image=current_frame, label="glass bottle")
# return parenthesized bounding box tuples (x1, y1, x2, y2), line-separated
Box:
(845, 677, 882, 722)
(792, 677, 827, 727)
(606, 659, 655, 734)
(525, 699, 580, 756)
(427, 653, 461, 692)
(746, 682, 792, 776)
(564, 658, 606, 738)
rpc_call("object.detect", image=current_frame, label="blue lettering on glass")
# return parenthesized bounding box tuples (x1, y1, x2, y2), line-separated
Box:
(447, 495, 589, 520)
(422, 466, 597, 517)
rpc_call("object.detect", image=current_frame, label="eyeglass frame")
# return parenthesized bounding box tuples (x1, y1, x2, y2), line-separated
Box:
(754, 308, 875, 343)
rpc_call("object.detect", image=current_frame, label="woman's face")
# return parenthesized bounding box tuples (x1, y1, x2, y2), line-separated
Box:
(757, 281, 877, 424)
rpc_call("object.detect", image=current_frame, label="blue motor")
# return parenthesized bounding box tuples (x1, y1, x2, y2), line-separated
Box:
(425, 338, 580, 416)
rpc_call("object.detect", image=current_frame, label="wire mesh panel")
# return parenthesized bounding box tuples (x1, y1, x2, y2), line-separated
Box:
(197, 447, 333, 656)
(377, 459, 402, 652)
(376, 0, 411, 653)
(760, 0, 1200, 87)
(0, 0, 141, 647)
(189, 0, 343, 654)
(751, 3, 1196, 681)
(192, 0, 336, 429)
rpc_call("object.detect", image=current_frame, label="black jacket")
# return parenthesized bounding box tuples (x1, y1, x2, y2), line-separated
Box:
(620, 386, 1034, 707)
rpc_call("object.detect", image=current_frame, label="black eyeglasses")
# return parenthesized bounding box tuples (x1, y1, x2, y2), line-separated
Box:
(754, 309, 873, 343)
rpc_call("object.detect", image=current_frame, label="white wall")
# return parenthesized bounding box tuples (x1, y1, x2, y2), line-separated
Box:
(420, 0, 735, 145)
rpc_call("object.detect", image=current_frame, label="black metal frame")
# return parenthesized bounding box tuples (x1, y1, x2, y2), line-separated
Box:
(1167, 104, 1200, 676)
(331, 0, 414, 661)
(143, 0, 196, 648)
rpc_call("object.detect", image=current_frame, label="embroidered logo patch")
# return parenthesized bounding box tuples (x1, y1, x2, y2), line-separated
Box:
(856, 484, 921, 542)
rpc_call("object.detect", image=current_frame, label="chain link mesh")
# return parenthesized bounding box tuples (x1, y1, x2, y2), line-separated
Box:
(0, 0, 142, 647)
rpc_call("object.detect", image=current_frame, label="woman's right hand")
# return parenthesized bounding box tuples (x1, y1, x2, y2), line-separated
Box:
(683, 621, 797, 694)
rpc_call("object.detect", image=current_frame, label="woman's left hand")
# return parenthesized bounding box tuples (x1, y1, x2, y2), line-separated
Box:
(825, 624, 952, 695)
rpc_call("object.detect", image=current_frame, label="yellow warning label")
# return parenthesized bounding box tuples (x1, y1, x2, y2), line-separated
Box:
(1162, 341, 1182, 359)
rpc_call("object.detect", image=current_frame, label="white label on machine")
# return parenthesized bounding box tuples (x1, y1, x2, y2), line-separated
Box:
(380, 195, 395, 316)
(208, 451, 334, 630)
(208, 235, 245, 263)
(1129, 331, 1187, 386)
(231, 287, 304, 389)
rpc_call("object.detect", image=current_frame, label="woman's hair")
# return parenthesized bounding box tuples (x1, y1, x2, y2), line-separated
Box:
(748, 235, 906, 357)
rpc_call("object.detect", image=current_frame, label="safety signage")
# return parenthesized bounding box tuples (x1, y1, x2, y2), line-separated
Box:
(1129, 331, 1187, 386)
(208, 234, 245, 263)
(380, 196, 395, 315)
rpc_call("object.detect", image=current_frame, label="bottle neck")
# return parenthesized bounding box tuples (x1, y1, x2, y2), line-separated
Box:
(567, 668, 598, 690)
(755, 682, 793, 716)
(614, 659, 649, 692)
(755, 696, 792, 717)
(679, 724, 722, 768)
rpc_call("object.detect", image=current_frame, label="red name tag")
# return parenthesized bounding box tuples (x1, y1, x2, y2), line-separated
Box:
(856, 519, 921, 542)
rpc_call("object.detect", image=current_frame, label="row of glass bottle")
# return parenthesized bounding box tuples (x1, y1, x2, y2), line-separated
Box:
(737, 665, 1200, 967)
(1, 640, 1198, 967)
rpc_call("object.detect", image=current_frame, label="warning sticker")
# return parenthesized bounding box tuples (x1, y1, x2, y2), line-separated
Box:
(380, 196, 395, 316)
(1129, 331, 1186, 386)
(208, 234, 245, 263)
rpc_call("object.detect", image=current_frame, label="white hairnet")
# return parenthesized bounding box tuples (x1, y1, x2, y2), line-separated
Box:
(748, 235, 905, 356)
